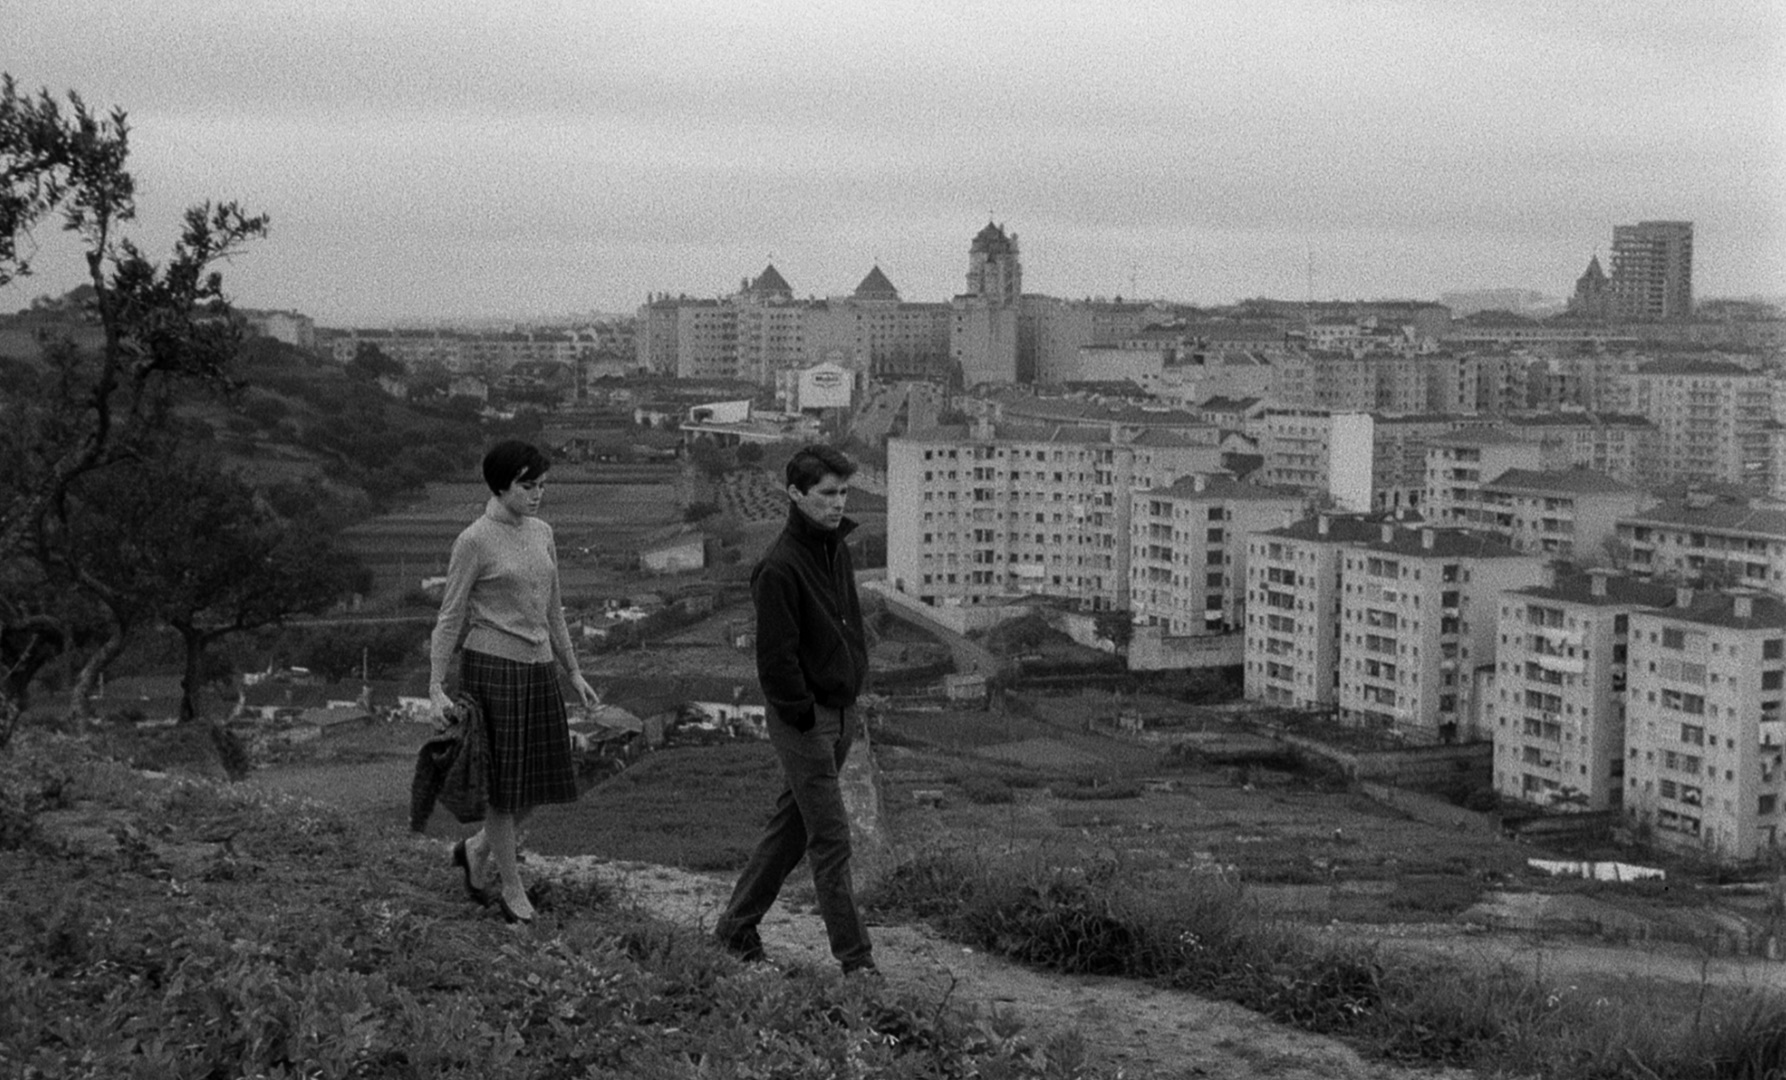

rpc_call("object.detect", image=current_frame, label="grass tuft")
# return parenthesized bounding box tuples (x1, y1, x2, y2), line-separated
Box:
(865, 845, 1786, 1080)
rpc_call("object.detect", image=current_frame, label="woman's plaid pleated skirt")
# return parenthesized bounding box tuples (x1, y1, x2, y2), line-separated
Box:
(459, 649, 578, 812)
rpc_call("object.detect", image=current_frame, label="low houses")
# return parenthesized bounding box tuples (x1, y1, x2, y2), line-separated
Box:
(639, 528, 706, 574)
(677, 676, 769, 738)
(599, 674, 767, 743)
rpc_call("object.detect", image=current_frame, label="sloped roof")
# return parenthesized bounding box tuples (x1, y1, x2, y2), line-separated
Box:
(853, 265, 900, 300)
(1509, 570, 1676, 609)
(1622, 501, 1786, 539)
(1486, 468, 1636, 496)
(1654, 590, 1786, 631)
(970, 221, 1015, 254)
(1222, 452, 1265, 480)
(1198, 396, 1263, 413)
(1259, 514, 1405, 545)
(746, 263, 793, 297)
(1349, 525, 1527, 559)
(1129, 427, 1220, 448)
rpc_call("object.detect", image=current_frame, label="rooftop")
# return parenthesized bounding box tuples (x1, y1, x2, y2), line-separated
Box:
(1258, 513, 1408, 545)
(1508, 571, 1678, 609)
(1349, 525, 1527, 559)
(1646, 590, 1786, 632)
(852, 265, 900, 301)
(1144, 475, 1307, 502)
(1500, 411, 1654, 429)
(1198, 395, 1264, 413)
(1129, 427, 1221, 448)
(1486, 467, 1637, 496)
(1634, 358, 1761, 377)
(1622, 501, 1786, 539)
(1430, 428, 1531, 447)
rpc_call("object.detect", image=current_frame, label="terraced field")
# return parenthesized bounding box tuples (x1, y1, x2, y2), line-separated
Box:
(341, 462, 686, 600)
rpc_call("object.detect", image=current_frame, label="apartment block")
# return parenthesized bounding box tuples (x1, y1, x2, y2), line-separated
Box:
(1259, 409, 1340, 492)
(885, 428, 1224, 611)
(1609, 220, 1693, 323)
(1617, 498, 1786, 594)
(1489, 571, 1676, 811)
(1468, 468, 1650, 559)
(1269, 351, 1479, 414)
(1618, 358, 1775, 491)
(1423, 429, 1548, 525)
(1625, 591, 1786, 861)
(1336, 525, 1545, 742)
(1365, 414, 1471, 513)
(1497, 412, 1657, 486)
(1243, 514, 1394, 709)
(673, 301, 741, 380)
(1129, 476, 1307, 636)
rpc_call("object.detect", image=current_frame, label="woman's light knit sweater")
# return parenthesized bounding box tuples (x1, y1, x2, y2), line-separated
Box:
(429, 497, 581, 687)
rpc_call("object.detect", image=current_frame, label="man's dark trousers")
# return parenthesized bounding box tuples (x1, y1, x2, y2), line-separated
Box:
(715, 703, 874, 971)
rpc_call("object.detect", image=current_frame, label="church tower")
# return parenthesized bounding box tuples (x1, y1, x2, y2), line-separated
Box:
(951, 222, 1024, 386)
(1567, 254, 1610, 321)
(966, 221, 1022, 305)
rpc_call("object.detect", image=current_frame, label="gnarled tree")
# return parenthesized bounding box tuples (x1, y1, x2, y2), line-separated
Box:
(1, 74, 267, 737)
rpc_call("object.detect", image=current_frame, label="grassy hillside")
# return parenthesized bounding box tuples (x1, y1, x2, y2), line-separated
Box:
(0, 729, 1085, 1079)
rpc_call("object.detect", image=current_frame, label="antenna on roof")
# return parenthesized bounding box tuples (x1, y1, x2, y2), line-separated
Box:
(1305, 244, 1316, 324)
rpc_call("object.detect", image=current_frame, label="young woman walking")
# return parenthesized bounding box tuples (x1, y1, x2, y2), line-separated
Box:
(429, 440, 598, 923)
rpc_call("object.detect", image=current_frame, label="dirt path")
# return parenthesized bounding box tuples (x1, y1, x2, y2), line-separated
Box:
(534, 854, 1477, 1080)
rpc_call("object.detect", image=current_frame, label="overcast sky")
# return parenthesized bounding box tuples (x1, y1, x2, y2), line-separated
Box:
(3, 1, 1783, 326)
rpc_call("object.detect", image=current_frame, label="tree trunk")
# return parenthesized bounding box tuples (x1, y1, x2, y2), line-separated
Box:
(178, 624, 205, 722)
(67, 623, 128, 724)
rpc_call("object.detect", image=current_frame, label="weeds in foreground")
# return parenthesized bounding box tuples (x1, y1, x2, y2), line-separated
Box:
(0, 733, 1106, 1079)
(867, 848, 1786, 1080)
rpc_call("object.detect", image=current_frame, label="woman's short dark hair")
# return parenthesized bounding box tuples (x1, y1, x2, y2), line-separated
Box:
(785, 444, 856, 493)
(482, 440, 551, 494)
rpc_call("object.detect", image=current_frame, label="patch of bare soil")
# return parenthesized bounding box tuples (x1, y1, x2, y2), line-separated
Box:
(535, 855, 1477, 1080)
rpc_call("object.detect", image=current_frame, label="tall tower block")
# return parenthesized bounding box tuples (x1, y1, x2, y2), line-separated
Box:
(1609, 220, 1693, 322)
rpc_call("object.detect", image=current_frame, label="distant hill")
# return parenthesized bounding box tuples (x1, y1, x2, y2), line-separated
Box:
(0, 315, 489, 512)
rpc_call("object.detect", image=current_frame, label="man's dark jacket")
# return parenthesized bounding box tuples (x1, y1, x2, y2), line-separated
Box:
(753, 505, 868, 732)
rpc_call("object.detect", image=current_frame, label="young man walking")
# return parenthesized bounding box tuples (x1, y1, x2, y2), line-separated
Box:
(714, 444, 875, 975)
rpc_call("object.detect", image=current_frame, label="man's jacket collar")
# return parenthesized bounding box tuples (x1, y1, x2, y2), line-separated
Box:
(784, 504, 858, 547)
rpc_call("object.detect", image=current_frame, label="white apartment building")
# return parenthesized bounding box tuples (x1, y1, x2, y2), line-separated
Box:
(1259, 409, 1335, 492)
(1498, 412, 1657, 487)
(1489, 571, 1676, 812)
(1617, 358, 1776, 492)
(885, 428, 1225, 611)
(1468, 468, 1650, 560)
(1423, 429, 1548, 526)
(1244, 514, 1398, 709)
(1617, 498, 1786, 594)
(1625, 590, 1786, 861)
(1336, 525, 1545, 743)
(1130, 476, 1307, 636)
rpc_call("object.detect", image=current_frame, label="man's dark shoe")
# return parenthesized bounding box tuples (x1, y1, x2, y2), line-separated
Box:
(717, 929, 766, 963)
(841, 959, 881, 980)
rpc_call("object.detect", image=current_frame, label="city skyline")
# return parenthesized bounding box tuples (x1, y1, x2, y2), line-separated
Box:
(2, 1, 1782, 325)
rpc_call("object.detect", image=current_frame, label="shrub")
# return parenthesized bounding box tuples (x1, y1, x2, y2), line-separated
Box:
(959, 775, 1015, 805)
(1049, 779, 1141, 801)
